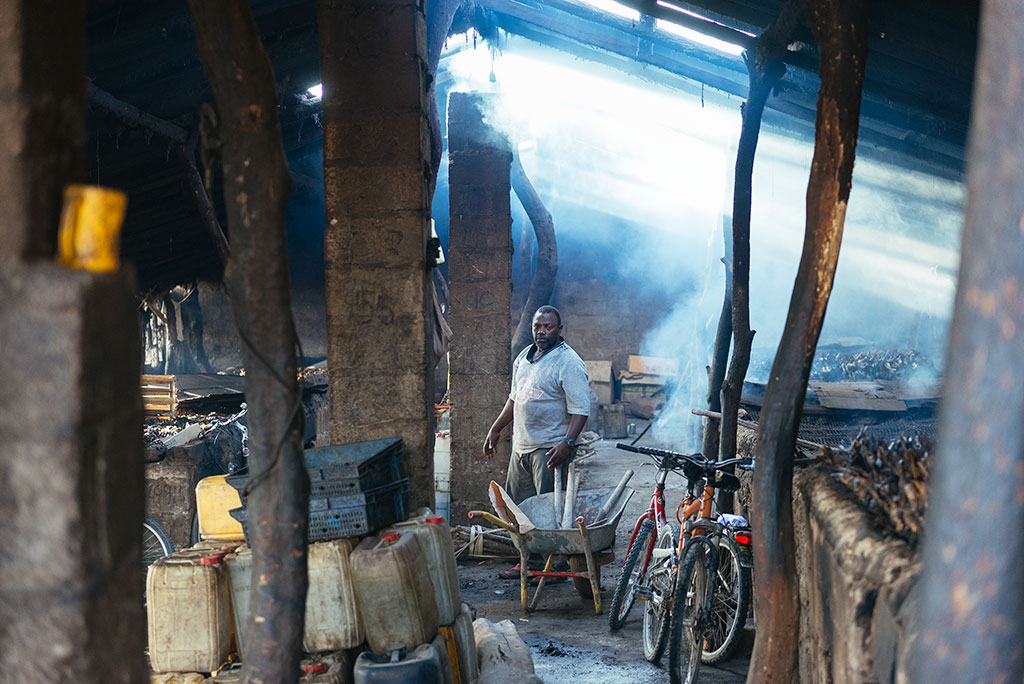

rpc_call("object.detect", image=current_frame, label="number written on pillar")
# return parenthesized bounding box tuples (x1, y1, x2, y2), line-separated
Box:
(354, 289, 396, 325)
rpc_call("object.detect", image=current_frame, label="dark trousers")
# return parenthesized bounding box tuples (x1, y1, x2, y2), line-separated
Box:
(504, 446, 573, 504)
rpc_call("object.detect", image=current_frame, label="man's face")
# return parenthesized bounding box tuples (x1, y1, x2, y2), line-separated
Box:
(533, 312, 562, 351)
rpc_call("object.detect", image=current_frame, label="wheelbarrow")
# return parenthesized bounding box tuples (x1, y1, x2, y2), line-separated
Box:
(469, 482, 633, 615)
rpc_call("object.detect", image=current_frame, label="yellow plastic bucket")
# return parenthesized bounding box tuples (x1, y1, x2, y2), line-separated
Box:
(56, 185, 127, 272)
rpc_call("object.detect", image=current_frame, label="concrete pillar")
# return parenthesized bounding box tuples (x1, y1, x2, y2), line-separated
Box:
(447, 92, 513, 522)
(0, 0, 86, 260)
(319, 0, 436, 509)
(0, 265, 145, 682)
(0, 3, 144, 680)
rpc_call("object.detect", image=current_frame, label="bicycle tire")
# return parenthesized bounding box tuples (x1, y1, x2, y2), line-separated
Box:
(701, 535, 751, 664)
(668, 544, 708, 684)
(608, 518, 654, 630)
(642, 523, 677, 664)
(142, 515, 175, 587)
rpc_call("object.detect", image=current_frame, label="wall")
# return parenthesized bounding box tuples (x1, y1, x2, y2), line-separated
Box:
(735, 426, 921, 683)
(549, 241, 677, 371)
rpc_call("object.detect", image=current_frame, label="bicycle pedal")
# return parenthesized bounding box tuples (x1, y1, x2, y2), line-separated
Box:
(636, 587, 653, 601)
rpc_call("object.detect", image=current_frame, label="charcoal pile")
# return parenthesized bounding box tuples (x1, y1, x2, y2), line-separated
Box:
(819, 432, 931, 547)
(810, 348, 936, 382)
(750, 348, 937, 383)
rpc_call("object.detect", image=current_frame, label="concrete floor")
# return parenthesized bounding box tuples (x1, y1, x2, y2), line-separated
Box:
(456, 424, 751, 683)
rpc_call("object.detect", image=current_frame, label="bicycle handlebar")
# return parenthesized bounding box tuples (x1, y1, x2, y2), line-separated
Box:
(615, 442, 751, 473)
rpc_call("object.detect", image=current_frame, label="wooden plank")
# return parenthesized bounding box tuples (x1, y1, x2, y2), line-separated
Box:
(808, 381, 907, 411)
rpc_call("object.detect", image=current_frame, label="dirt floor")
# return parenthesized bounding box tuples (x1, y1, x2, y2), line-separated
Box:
(456, 423, 752, 683)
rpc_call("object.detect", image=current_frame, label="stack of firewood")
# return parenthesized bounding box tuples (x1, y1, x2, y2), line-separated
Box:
(451, 524, 518, 560)
(820, 432, 931, 547)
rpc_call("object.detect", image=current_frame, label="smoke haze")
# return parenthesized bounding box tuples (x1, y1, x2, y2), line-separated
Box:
(437, 31, 964, 450)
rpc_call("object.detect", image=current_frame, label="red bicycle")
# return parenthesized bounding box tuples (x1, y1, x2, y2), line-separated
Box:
(607, 446, 697, 635)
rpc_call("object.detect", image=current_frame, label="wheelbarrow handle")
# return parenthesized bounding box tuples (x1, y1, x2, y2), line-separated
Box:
(468, 510, 516, 533)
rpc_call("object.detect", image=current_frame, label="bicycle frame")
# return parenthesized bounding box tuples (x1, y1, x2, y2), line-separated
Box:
(622, 460, 673, 574)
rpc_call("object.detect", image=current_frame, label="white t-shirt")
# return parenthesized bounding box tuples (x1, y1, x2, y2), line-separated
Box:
(509, 339, 590, 453)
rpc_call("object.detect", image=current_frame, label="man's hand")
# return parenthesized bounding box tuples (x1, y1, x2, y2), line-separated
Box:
(483, 430, 499, 459)
(545, 440, 571, 469)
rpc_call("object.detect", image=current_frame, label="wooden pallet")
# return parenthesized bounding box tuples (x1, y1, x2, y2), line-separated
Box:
(141, 374, 177, 419)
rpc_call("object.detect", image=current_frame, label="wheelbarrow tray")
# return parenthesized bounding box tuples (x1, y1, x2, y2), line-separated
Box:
(509, 486, 633, 555)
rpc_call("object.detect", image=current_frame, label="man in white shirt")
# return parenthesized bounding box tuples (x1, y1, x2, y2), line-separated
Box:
(483, 305, 590, 503)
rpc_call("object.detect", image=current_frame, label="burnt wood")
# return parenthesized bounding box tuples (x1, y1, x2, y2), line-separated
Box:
(189, 3, 308, 683)
(750, 0, 867, 681)
(510, 152, 559, 358)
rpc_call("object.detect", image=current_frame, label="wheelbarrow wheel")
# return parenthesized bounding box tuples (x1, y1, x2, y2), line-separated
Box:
(569, 554, 600, 599)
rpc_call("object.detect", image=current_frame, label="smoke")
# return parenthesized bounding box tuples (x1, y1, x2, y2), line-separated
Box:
(438, 32, 965, 451)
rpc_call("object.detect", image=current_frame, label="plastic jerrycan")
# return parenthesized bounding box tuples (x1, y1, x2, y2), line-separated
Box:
(225, 540, 363, 658)
(384, 514, 461, 625)
(350, 531, 440, 655)
(353, 643, 446, 684)
(147, 550, 233, 673)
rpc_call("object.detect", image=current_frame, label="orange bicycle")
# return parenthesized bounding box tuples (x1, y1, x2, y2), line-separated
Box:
(615, 444, 753, 682)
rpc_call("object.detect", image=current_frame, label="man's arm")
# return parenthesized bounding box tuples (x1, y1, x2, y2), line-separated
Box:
(545, 412, 588, 469)
(483, 397, 515, 459)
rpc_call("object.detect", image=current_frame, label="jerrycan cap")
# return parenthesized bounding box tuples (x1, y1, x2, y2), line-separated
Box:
(200, 553, 225, 566)
(382, 533, 401, 544)
(425, 516, 445, 525)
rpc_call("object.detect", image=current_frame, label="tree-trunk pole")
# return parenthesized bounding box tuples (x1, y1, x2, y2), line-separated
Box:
(426, 0, 465, 200)
(912, 0, 1024, 681)
(717, 57, 782, 465)
(748, 1, 866, 682)
(716, 0, 799, 474)
(188, 4, 308, 684)
(510, 152, 558, 357)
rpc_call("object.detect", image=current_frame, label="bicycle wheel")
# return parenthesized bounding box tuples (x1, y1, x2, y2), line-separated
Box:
(702, 535, 751, 664)
(668, 544, 709, 684)
(642, 523, 677, 664)
(609, 518, 654, 630)
(142, 515, 175, 589)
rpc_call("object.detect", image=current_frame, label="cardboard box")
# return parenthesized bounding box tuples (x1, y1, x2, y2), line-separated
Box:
(627, 355, 679, 377)
(585, 360, 614, 405)
(619, 373, 666, 401)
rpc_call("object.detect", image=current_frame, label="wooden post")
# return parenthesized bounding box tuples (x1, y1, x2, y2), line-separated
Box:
(748, 1, 867, 682)
(911, 0, 1024, 681)
(189, 4, 308, 683)
(714, 0, 799, 517)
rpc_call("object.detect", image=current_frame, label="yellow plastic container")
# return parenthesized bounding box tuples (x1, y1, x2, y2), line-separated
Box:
(56, 184, 127, 273)
(196, 475, 245, 541)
